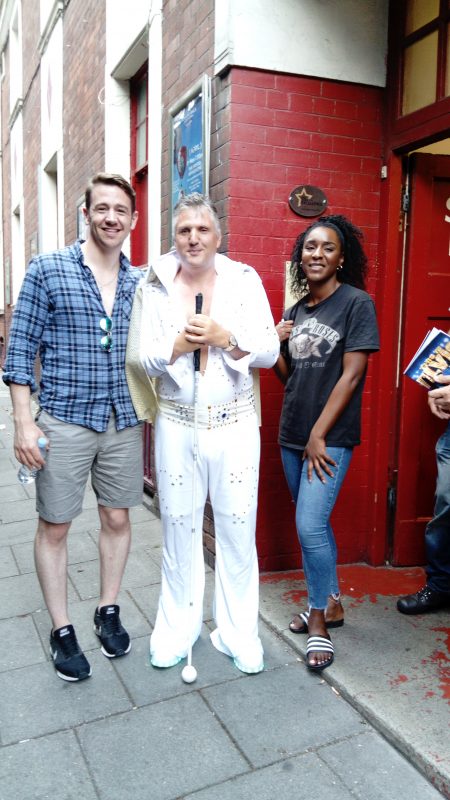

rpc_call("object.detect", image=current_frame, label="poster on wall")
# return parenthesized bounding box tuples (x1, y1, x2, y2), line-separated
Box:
(169, 75, 211, 242)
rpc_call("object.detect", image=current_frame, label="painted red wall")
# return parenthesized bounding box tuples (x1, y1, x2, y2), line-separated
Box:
(226, 67, 385, 569)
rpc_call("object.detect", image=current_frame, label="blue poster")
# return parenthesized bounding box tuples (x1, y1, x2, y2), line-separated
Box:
(172, 90, 204, 211)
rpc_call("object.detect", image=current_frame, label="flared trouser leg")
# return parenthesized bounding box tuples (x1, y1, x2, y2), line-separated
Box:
(151, 412, 262, 665)
(208, 415, 263, 664)
(150, 415, 207, 660)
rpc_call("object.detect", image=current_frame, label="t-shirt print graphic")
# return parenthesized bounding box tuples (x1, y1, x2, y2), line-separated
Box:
(290, 317, 339, 360)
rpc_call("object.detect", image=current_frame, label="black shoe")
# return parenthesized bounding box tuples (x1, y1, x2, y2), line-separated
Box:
(50, 625, 92, 682)
(397, 585, 450, 615)
(94, 604, 131, 658)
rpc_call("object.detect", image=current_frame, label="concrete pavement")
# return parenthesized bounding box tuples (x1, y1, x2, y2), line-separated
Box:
(0, 385, 448, 799)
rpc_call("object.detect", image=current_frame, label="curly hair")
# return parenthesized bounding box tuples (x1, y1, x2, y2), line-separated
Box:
(289, 214, 368, 298)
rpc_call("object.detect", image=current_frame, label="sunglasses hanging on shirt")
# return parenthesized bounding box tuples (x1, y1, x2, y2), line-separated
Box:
(99, 316, 113, 352)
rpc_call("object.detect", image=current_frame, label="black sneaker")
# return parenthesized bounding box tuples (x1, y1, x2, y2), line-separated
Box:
(50, 625, 92, 682)
(94, 605, 131, 658)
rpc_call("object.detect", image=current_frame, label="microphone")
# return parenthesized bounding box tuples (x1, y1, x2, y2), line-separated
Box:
(194, 293, 203, 372)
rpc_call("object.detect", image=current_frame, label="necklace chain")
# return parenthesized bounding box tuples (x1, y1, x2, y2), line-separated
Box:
(96, 270, 119, 290)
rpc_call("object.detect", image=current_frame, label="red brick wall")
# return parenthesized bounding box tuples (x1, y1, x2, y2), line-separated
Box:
(63, 0, 106, 242)
(226, 68, 384, 568)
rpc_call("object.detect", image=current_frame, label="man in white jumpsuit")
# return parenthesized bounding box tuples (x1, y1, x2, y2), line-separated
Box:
(139, 194, 279, 673)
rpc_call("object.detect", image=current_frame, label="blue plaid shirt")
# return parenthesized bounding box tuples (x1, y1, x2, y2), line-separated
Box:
(3, 241, 142, 432)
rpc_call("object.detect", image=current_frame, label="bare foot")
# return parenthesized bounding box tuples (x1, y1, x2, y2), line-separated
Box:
(289, 595, 344, 633)
(306, 608, 334, 669)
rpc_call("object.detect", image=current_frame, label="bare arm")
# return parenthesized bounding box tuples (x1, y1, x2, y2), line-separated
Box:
(305, 351, 369, 482)
(10, 383, 46, 469)
(273, 353, 290, 384)
(273, 319, 293, 384)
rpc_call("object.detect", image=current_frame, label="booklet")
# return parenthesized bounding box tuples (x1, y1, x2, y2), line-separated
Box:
(404, 327, 450, 389)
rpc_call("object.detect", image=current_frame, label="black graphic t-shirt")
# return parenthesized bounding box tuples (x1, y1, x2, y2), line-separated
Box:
(278, 283, 379, 449)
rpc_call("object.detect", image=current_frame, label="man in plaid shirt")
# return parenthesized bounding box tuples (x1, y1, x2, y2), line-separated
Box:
(3, 173, 144, 682)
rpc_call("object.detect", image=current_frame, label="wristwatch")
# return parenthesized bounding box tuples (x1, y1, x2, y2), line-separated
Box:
(224, 333, 238, 352)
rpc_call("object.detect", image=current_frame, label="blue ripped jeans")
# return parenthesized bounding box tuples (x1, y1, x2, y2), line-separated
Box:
(281, 445, 353, 609)
(425, 422, 450, 594)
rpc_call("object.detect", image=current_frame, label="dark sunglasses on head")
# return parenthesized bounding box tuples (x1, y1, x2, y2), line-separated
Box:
(100, 316, 113, 352)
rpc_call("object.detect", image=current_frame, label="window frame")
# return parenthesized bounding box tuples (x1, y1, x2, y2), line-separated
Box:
(387, 0, 450, 150)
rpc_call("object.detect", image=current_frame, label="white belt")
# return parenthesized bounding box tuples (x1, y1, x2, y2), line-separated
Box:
(158, 390, 256, 429)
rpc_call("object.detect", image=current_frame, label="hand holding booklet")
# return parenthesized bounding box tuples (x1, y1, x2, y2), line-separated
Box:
(404, 327, 450, 389)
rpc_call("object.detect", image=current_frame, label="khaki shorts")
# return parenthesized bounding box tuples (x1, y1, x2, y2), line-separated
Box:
(35, 411, 144, 523)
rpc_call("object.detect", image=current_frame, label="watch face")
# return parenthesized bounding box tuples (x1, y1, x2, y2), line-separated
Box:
(230, 334, 237, 347)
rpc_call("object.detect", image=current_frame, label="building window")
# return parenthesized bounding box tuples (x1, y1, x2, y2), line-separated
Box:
(405, 0, 439, 34)
(11, 204, 25, 304)
(401, 0, 450, 115)
(130, 65, 148, 267)
(9, 4, 22, 114)
(39, 155, 59, 253)
(40, 0, 56, 31)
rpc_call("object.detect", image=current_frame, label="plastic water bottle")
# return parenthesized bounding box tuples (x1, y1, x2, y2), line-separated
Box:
(17, 437, 48, 484)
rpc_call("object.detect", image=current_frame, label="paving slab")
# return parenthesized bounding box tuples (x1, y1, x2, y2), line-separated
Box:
(0, 450, 16, 469)
(77, 692, 249, 800)
(183, 752, 356, 800)
(128, 581, 161, 625)
(0, 518, 42, 546)
(0, 464, 22, 487)
(128, 516, 165, 550)
(320, 729, 444, 799)
(0, 653, 132, 744)
(0, 571, 76, 619)
(0, 482, 29, 503)
(0, 730, 98, 800)
(0, 615, 46, 671)
(351, 686, 450, 795)
(203, 662, 366, 768)
(0, 497, 42, 524)
(0, 545, 19, 578)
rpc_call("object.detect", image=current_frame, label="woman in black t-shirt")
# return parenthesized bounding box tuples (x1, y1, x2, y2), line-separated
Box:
(274, 215, 379, 672)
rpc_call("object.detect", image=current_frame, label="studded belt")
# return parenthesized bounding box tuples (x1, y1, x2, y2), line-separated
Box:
(158, 390, 256, 429)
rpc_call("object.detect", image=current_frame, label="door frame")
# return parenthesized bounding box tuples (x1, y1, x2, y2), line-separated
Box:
(366, 0, 450, 565)
(370, 146, 450, 565)
(368, 151, 405, 564)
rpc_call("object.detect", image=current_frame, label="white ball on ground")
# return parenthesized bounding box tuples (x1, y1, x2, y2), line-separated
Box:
(181, 664, 197, 683)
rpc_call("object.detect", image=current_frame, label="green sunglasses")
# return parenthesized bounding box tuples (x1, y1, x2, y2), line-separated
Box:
(100, 316, 113, 352)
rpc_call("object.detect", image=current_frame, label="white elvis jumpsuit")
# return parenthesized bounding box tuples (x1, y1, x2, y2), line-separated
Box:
(140, 251, 279, 668)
